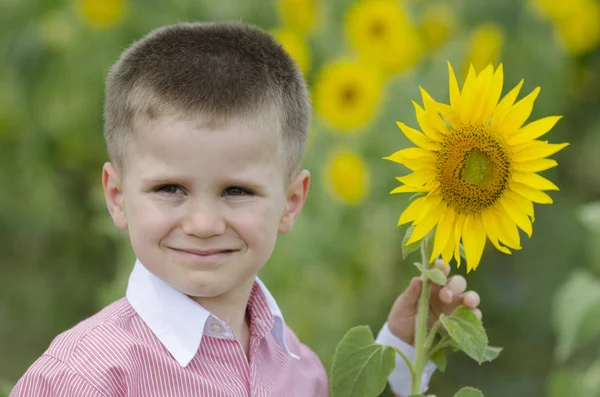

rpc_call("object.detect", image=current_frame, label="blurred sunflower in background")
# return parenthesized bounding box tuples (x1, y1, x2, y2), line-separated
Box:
(419, 3, 457, 51)
(464, 22, 504, 74)
(386, 63, 568, 272)
(532, 0, 600, 55)
(323, 147, 370, 205)
(276, 0, 321, 36)
(345, 0, 422, 75)
(313, 59, 384, 131)
(273, 29, 311, 75)
(75, 0, 126, 28)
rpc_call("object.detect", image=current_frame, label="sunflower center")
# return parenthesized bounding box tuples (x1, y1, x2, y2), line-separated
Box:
(436, 124, 511, 214)
(341, 85, 358, 105)
(369, 20, 385, 38)
(462, 149, 493, 186)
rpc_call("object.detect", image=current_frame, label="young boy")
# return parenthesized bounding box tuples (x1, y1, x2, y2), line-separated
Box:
(10, 21, 481, 397)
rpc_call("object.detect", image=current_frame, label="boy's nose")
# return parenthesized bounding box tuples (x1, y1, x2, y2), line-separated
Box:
(181, 202, 226, 238)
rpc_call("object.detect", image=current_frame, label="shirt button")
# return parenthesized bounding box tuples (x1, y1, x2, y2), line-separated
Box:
(209, 322, 225, 334)
(256, 318, 264, 327)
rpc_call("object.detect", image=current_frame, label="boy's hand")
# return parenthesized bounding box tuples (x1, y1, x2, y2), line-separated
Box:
(387, 259, 482, 345)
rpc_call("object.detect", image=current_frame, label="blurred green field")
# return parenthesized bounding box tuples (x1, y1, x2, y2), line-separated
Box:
(2, 0, 600, 395)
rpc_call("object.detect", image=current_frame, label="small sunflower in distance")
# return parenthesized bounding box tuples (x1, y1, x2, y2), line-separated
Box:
(314, 59, 384, 131)
(386, 63, 568, 272)
(345, 0, 422, 75)
(323, 147, 370, 205)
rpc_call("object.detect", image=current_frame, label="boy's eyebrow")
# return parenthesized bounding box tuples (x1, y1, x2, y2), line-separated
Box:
(140, 175, 191, 185)
(140, 175, 269, 188)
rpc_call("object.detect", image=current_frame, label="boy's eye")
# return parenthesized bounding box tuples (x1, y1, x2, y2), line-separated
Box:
(224, 187, 254, 197)
(156, 185, 184, 195)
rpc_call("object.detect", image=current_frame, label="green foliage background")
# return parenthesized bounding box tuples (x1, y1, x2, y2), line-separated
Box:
(1, 0, 600, 396)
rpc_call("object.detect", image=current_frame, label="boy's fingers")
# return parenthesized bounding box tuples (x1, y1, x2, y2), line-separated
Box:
(462, 291, 480, 309)
(446, 275, 467, 296)
(438, 285, 454, 304)
(391, 278, 422, 316)
(473, 308, 482, 321)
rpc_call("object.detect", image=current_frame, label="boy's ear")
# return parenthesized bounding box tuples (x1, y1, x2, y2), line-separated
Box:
(278, 170, 310, 234)
(102, 162, 128, 230)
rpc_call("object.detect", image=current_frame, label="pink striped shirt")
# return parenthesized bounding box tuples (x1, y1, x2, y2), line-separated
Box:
(10, 261, 327, 396)
(10, 260, 433, 396)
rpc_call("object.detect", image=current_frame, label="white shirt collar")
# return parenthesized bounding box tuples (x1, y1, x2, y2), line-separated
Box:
(126, 259, 298, 367)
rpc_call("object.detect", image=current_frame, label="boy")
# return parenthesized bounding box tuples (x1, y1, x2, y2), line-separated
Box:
(10, 21, 481, 397)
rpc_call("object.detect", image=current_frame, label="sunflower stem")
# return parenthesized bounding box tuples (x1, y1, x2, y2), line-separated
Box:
(411, 240, 434, 395)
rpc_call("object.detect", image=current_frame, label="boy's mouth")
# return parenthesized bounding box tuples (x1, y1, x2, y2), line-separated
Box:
(170, 247, 237, 263)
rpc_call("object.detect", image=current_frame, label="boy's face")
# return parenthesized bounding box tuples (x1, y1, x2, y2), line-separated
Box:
(102, 114, 309, 303)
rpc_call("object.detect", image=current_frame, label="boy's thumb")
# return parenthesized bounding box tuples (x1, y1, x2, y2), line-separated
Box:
(405, 277, 422, 306)
(392, 277, 422, 315)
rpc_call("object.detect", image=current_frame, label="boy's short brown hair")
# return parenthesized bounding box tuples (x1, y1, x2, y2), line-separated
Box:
(104, 21, 310, 178)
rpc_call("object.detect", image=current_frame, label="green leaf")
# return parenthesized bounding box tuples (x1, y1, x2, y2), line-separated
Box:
(439, 306, 488, 363)
(424, 267, 447, 286)
(414, 261, 424, 272)
(430, 348, 447, 372)
(402, 226, 422, 259)
(554, 270, 600, 361)
(453, 387, 484, 397)
(481, 346, 503, 362)
(330, 326, 396, 397)
(413, 261, 447, 285)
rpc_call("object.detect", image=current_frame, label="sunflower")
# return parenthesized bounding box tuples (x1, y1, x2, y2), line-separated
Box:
(323, 147, 370, 205)
(273, 29, 311, 75)
(419, 3, 457, 51)
(465, 23, 504, 74)
(385, 63, 568, 272)
(313, 59, 384, 131)
(276, 0, 321, 36)
(345, 0, 422, 75)
(75, 0, 126, 28)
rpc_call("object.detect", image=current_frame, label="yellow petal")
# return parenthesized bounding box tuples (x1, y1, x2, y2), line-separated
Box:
(481, 208, 512, 254)
(462, 213, 487, 272)
(512, 142, 569, 162)
(390, 184, 433, 194)
(499, 196, 532, 237)
(510, 182, 554, 204)
(441, 232, 455, 265)
(385, 147, 436, 161)
(453, 244, 462, 269)
(490, 205, 521, 250)
(398, 196, 428, 225)
(406, 201, 448, 245)
(414, 194, 444, 223)
(434, 102, 459, 125)
(453, 212, 466, 269)
(396, 121, 440, 151)
(512, 158, 558, 173)
(507, 116, 563, 145)
(448, 62, 461, 110)
(459, 65, 478, 124)
(503, 189, 534, 219)
(470, 64, 494, 123)
(496, 87, 541, 134)
(481, 64, 504, 122)
(419, 87, 450, 135)
(430, 206, 456, 263)
(512, 172, 559, 191)
(491, 79, 524, 128)
(413, 101, 444, 142)
(395, 170, 437, 186)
